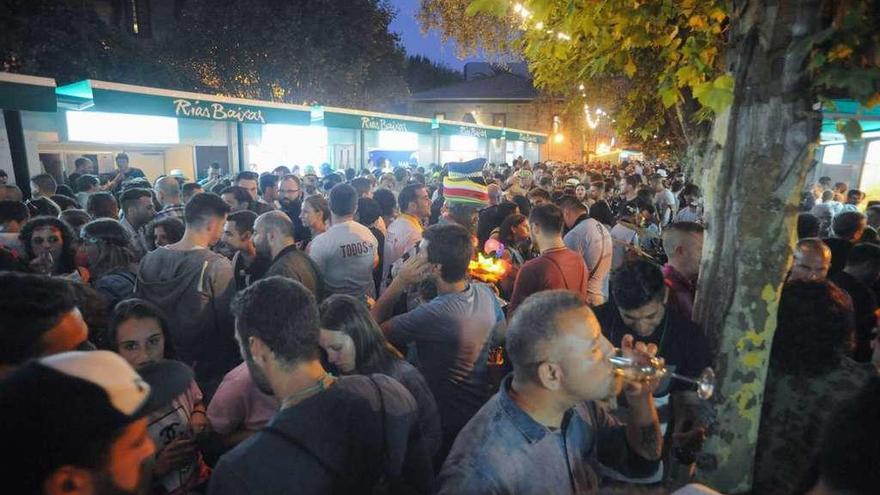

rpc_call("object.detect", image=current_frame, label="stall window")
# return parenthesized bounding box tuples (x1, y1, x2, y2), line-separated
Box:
(66, 111, 178, 144)
(255, 124, 328, 172)
(822, 144, 844, 165)
(378, 131, 418, 151)
(450, 135, 479, 151)
(492, 113, 507, 127)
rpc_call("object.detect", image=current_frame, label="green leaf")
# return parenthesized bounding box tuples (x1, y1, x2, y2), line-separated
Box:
(836, 119, 863, 142)
(624, 58, 637, 77)
(465, 0, 507, 17)
(660, 85, 679, 108)
(693, 73, 734, 114)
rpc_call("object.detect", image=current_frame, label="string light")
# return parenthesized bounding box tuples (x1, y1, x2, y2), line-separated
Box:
(584, 104, 600, 129)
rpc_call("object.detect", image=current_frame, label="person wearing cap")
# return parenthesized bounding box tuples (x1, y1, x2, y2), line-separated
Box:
(154, 176, 186, 221)
(0, 350, 193, 494)
(210, 276, 433, 494)
(80, 218, 138, 312)
(109, 299, 212, 494)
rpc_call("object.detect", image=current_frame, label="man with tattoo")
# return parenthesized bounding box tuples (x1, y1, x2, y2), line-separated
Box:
(437, 290, 663, 494)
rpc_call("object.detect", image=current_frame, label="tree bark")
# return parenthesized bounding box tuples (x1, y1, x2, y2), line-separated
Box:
(693, 1, 823, 492)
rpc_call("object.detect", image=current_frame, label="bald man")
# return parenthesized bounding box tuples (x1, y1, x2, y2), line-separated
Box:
(788, 238, 831, 283)
(253, 211, 324, 299)
(662, 222, 704, 320)
(154, 175, 185, 220)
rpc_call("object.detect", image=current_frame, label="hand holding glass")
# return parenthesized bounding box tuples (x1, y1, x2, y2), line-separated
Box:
(609, 350, 716, 400)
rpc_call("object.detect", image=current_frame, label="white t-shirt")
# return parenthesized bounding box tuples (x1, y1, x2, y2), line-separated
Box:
(382, 214, 423, 289)
(308, 220, 379, 299)
(148, 380, 208, 493)
(654, 188, 678, 225)
(610, 223, 639, 270)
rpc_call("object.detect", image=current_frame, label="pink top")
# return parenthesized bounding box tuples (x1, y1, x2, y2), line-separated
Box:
(207, 362, 280, 435)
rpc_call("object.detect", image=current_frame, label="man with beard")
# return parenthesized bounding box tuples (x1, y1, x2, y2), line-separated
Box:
(253, 210, 324, 300)
(277, 175, 311, 244)
(0, 351, 192, 495)
(209, 277, 433, 494)
(136, 193, 237, 399)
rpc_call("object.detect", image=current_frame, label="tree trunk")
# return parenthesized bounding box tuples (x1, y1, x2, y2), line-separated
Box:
(693, 1, 823, 492)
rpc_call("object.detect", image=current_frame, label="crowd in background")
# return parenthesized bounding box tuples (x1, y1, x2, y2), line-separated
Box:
(0, 152, 878, 495)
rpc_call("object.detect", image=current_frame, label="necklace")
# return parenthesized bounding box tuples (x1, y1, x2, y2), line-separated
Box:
(280, 373, 335, 409)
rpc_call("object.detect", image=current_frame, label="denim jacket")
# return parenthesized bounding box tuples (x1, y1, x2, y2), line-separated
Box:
(437, 376, 659, 495)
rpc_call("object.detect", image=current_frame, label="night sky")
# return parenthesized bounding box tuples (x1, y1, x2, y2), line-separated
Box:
(388, 0, 482, 70)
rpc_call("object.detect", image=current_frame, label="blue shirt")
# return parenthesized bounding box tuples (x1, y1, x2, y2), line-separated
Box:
(437, 376, 659, 495)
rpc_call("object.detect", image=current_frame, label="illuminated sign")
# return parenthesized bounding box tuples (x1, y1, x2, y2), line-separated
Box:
(458, 126, 488, 138)
(516, 133, 539, 143)
(360, 116, 409, 132)
(173, 99, 266, 124)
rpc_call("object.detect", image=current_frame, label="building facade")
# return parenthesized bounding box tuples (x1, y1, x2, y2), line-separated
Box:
(408, 63, 582, 163)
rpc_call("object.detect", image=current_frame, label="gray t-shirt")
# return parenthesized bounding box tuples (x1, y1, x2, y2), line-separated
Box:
(388, 283, 504, 437)
(564, 217, 613, 305)
(308, 220, 378, 299)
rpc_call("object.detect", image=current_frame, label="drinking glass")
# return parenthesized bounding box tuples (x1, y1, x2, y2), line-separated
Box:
(608, 350, 716, 400)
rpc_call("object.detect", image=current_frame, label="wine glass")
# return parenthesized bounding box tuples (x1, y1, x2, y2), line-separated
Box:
(608, 351, 716, 400)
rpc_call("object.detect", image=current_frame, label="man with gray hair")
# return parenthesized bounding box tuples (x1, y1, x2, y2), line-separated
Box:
(438, 290, 662, 494)
(254, 210, 324, 299)
(154, 175, 185, 220)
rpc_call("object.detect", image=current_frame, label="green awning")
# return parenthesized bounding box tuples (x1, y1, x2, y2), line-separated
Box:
(53, 78, 548, 142)
(508, 130, 546, 144)
(438, 122, 547, 143)
(322, 110, 434, 135)
(0, 72, 57, 112)
(57, 80, 312, 126)
(821, 99, 880, 142)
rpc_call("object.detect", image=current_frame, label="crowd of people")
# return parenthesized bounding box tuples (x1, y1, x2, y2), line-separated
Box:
(0, 153, 878, 495)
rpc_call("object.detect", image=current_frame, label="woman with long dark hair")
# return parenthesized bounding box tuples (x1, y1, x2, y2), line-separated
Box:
(19, 215, 82, 278)
(319, 294, 442, 456)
